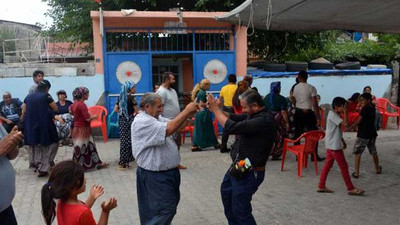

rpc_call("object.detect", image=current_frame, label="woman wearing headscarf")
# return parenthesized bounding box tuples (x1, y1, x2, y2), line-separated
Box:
(54, 90, 73, 147)
(114, 81, 138, 170)
(24, 80, 59, 177)
(243, 74, 258, 92)
(191, 79, 220, 152)
(70, 87, 108, 171)
(263, 81, 289, 160)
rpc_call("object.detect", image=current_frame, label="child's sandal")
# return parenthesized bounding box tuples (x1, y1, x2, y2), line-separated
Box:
(376, 166, 382, 174)
(352, 172, 359, 179)
(317, 187, 334, 193)
(348, 188, 365, 196)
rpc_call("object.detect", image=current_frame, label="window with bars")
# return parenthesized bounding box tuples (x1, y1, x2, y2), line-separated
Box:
(105, 28, 233, 52)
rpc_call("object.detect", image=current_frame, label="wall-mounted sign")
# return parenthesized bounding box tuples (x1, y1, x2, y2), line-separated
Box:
(116, 61, 142, 84)
(203, 59, 228, 84)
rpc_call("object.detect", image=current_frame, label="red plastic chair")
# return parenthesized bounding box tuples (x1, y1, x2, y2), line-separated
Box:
(376, 98, 400, 130)
(281, 130, 325, 178)
(320, 108, 325, 130)
(182, 119, 194, 143)
(213, 117, 219, 139)
(88, 106, 108, 143)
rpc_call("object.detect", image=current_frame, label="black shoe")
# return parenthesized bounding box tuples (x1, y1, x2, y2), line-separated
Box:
(311, 155, 325, 162)
(38, 171, 48, 177)
(220, 147, 231, 153)
(271, 156, 281, 161)
(191, 146, 202, 152)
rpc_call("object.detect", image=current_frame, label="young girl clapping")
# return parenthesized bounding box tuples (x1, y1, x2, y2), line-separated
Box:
(41, 160, 117, 225)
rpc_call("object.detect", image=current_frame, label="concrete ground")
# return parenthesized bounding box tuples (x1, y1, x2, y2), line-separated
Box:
(10, 125, 400, 225)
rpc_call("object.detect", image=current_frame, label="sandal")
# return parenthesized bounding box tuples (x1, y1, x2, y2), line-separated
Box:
(348, 188, 365, 196)
(376, 165, 382, 174)
(317, 187, 334, 193)
(352, 172, 359, 179)
(97, 162, 109, 170)
(191, 146, 202, 152)
(118, 164, 126, 171)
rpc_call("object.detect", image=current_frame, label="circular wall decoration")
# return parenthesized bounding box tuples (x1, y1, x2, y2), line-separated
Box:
(203, 59, 228, 84)
(116, 61, 142, 84)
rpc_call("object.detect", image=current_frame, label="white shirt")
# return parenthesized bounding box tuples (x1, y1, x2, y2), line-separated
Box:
(156, 86, 180, 119)
(131, 112, 180, 171)
(325, 111, 343, 150)
(292, 83, 317, 110)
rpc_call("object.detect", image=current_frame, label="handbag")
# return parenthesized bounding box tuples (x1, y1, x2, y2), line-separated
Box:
(229, 153, 252, 180)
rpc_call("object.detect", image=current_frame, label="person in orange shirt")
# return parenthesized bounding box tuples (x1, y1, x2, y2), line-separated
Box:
(41, 160, 117, 225)
(219, 74, 237, 153)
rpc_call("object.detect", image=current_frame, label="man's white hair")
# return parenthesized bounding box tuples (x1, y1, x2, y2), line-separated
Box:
(2, 91, 11, 97)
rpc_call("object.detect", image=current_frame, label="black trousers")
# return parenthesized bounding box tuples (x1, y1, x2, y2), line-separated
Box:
(294, 109, 320, 155)
(0, 205, 18, 225)
(221, 106, 234, 149)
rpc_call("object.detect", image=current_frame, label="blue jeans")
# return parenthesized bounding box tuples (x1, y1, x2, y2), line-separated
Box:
(0, 205, 17, 225)
(221, 169, 265, 225)
(136, 167, 180, 225)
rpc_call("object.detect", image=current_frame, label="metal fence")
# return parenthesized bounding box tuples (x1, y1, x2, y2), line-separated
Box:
(1, 35, 92, 63)
(105, 27, 233, 53)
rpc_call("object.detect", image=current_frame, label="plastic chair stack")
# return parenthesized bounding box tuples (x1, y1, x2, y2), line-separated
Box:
(182, 118, 194, 144)
(376, 98, 400, 130)
(281, 130, 325, 178)
(213, 117, 219, 139)
(107, 110, 119, 137)
(88, 105, 108, 143)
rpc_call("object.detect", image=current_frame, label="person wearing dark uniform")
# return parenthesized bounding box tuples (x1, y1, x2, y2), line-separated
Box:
(207, 90, 277, 225)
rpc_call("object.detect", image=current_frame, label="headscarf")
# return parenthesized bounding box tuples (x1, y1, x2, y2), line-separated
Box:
(72, 87, 89, 101)
(119, 81, 136, 118)
(269, 81, 281, 110)
(243, 74, 253, 87)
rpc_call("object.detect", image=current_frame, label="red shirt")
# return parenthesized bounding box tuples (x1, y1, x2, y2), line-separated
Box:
(57, 200, 97, 225)
(70, 101, 90, 127)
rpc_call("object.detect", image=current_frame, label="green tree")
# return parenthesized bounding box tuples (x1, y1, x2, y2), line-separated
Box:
(42, 0, 242, 43)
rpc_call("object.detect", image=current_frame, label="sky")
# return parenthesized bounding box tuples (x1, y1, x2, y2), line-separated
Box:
(0, 0, 53, 26)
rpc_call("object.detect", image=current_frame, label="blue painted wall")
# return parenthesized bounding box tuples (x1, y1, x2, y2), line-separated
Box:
(0, 75, 104, 106)
(252, 74, 392, 105)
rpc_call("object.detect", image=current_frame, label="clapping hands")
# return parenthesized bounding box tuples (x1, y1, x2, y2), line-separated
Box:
(206, 94, 220, 112)
(89, 185, 104, 200)
(101, 197, 118, 213)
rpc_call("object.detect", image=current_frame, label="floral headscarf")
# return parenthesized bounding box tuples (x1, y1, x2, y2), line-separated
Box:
(269, 81, 281, 110)
(72, 87, 89, 101)
(119, 81, 136, 118)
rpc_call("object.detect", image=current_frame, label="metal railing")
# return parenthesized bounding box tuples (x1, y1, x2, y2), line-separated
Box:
(105, 27, 233, 53)
(1, 35, 92, 63)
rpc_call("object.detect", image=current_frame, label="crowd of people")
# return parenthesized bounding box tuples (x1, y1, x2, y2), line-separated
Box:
(0, 69, 385, 225)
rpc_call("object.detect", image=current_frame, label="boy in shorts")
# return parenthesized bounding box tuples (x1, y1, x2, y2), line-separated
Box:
(349, 93, 382, 178)
(317, 97, 364, 195)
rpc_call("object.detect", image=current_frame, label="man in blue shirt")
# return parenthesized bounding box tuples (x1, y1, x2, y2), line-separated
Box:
(0, 125, 23, 225)
(0, 92, 23, 133)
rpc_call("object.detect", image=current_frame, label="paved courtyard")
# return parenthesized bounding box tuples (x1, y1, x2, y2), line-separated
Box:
(11, 126, 400, 225)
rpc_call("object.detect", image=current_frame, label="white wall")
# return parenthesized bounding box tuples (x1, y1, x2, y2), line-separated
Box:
(253, 74, 392, 104)
(0, 75, 104, 106)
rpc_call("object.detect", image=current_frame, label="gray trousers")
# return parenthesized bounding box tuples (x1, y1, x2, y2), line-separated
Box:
(25, 143, 58, 173)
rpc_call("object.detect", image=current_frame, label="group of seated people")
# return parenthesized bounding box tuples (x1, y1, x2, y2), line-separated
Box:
(0, 90, 74, 147)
